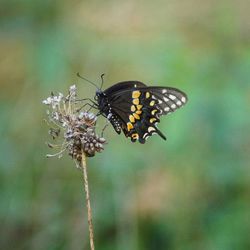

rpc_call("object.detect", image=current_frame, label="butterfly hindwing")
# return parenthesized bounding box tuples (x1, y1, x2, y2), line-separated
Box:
(126, 90, 165, 143)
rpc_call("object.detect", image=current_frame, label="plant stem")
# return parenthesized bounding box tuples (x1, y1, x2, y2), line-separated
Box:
(81, 151, 95, 250)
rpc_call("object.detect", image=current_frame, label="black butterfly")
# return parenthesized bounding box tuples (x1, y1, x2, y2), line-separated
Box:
(93, 80, 188, 144)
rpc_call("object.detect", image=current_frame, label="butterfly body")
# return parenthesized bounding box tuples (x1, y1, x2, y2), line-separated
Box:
(95, 81, 187, 144)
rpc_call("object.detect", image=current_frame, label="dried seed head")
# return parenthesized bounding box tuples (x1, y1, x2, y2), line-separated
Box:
(43, 85, 107, 167)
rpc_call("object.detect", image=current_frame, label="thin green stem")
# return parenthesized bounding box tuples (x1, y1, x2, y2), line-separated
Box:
(81, 151, 95, 250)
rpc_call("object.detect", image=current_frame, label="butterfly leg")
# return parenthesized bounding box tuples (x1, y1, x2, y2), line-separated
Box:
(76, 98, 98, 108)
(77, 102, 98, 112)
(76, 98, 97, 103)
(101, 121, 109, 137)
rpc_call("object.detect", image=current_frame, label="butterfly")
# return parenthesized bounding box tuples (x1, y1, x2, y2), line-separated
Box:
(94, 80, 188, 144)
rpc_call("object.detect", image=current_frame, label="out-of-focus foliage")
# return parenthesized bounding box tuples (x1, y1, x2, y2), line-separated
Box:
(1, 0, 250, 249)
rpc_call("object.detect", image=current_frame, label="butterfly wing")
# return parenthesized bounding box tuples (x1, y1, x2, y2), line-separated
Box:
(104, 81, 146, 96)
(102, 82, 188, 143)
(148, 87, 188, 116)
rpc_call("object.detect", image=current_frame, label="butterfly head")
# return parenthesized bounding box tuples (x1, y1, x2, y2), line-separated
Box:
(95, 90, 109, 113)
(95, 89, 104, 101)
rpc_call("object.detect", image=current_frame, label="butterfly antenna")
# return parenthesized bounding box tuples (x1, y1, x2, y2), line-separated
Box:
(100, 73, 105, 90)
(77, 73, 100, 89)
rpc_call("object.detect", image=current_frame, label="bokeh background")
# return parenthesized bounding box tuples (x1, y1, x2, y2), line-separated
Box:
(1, 0, 250, 249)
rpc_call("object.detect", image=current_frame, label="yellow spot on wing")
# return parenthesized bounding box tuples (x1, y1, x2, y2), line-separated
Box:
(132, 91, 141, 98)
(146, 92, 150, 98)
(148, 127, 155, 132)
(150, 118, 157, 123)
(150, 100, 155, 106)
(133, 98, 139, 105)
(131, 105, 136, 112)
(136, 110, 142, 115)
(129, 115, 135, 123)
(151, 109, 157, 115)
(133, 113, 140, 120)
(131, 133, 139, 140)
(127, 122, 133, 131)
(136, 105, 142, 110)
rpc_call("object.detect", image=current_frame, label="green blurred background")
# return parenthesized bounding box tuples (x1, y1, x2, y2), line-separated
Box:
(1, 0, 250, 249)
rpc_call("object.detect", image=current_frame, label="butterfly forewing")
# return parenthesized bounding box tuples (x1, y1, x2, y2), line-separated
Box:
(148, 87, 188, 115)
(104, 81, 146, 96)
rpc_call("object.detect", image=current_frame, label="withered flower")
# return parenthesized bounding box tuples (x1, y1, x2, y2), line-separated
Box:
(43, 84, 106, 166)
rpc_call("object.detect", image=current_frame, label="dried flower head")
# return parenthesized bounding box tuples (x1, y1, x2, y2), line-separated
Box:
(43, 85, 106, 167)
